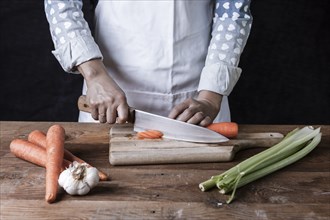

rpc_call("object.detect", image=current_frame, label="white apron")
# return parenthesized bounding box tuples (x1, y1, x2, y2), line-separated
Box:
(79, 1, 230, 122)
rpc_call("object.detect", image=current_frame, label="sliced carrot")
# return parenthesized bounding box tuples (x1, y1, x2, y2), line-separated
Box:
(137, 130, 163, 139)
(147, 130, 163, 137)
(137, 132, 154, 139)
(45, 125, 65, 203)
(28, 129, 108, 181)
(207, 122, 238, 138)
(10, 139, 72, 171)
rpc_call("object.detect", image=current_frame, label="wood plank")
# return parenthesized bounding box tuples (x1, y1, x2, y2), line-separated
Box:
(0, 121, 111, 146)
(1, 161, 329, 204)
(1, 200, 329, 220)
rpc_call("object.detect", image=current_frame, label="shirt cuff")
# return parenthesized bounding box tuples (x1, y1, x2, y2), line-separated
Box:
(198, 62, 242, 96)
(51, 35, 103, 73)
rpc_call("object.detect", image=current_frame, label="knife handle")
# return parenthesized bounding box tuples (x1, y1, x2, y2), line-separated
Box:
(78, 95, 91, 113)
(77, 95, 135, 123)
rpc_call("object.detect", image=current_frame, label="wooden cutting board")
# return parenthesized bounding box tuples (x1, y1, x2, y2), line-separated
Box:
(109, 124, 284, 165)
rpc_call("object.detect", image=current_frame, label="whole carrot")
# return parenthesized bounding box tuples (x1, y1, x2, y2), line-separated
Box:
(45, 125, 65, 203)
(10, 139, 71, 171)
(10, 139, 48, 167)
(28, 130, 108, 181)
(28, 130, 47, 149)
(207, 122, 239, 138)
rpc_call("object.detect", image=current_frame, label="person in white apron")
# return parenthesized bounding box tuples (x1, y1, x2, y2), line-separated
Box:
(44, 0, 252, 126)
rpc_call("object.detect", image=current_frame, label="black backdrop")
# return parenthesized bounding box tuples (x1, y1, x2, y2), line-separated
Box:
(1, 0, 329, 124)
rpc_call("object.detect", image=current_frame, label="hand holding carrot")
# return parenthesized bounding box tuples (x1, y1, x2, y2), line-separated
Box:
(168, 90, 222, 127)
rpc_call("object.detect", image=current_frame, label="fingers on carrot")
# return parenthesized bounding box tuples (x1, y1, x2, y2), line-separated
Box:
(137, 130, 163, 139)
(207, 122, 238, 138)
(10, 139, 48, 167)
(45, 125, 65, 203)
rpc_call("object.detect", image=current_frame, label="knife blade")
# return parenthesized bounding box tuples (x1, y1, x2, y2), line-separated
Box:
(78, 95, 229, 143)
(133, 109, 229, 143)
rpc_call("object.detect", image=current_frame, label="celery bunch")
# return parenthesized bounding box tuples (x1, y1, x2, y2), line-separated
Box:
(199, 126, 322, 204)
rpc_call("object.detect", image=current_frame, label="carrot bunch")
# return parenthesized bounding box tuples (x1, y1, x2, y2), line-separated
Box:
(9, 124, 108, 203)
(27, 130, 108, 181)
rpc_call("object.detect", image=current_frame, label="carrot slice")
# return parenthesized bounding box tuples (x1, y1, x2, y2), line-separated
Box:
(147, 130, 163, 137)
(137, 130, 163, 139)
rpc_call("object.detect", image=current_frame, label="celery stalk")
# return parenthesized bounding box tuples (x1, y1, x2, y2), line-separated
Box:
(225, 133, 321, 203)
(199, 126, 322, 204)
(234, 133, 321, 190)
(217, 127, 319, 191)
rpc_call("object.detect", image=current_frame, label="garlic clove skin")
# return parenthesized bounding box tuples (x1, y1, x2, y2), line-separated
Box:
(68, 180, 91, 196)
(63, 178, 91, 196)
(76, 183, 91, 196)
(58, 169, 70, 188)
(85, 167, 99, 188)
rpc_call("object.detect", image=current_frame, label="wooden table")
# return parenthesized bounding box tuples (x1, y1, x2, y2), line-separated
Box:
(1, 122, 329, 219)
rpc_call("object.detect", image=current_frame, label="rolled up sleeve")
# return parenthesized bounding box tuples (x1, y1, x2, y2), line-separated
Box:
(51, 35, 102, 73)
(198, 0, 253, 96)
(44, 0, 102, 73)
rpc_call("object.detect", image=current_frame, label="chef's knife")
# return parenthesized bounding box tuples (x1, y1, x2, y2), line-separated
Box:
(78, 95, 229, 143)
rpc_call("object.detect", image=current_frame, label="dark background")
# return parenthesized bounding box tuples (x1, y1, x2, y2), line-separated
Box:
(1, 0, 329, 124)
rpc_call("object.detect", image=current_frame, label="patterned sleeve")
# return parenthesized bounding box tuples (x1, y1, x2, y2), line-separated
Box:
(44, 0, 102, 73)
(198, 0, 253, 96)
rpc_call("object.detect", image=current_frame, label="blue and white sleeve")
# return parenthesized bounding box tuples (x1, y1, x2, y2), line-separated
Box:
(198, 0, 253, 96)
(44, 0, 102, 73)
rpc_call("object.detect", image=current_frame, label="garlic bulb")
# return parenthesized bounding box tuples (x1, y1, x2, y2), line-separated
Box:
(58, 161, 99, 195)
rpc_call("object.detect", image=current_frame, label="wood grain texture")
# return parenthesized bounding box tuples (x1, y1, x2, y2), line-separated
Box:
(2, 200, 330, 220)
(109, 123, 284, 165)
(1, 122, 329, 219)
